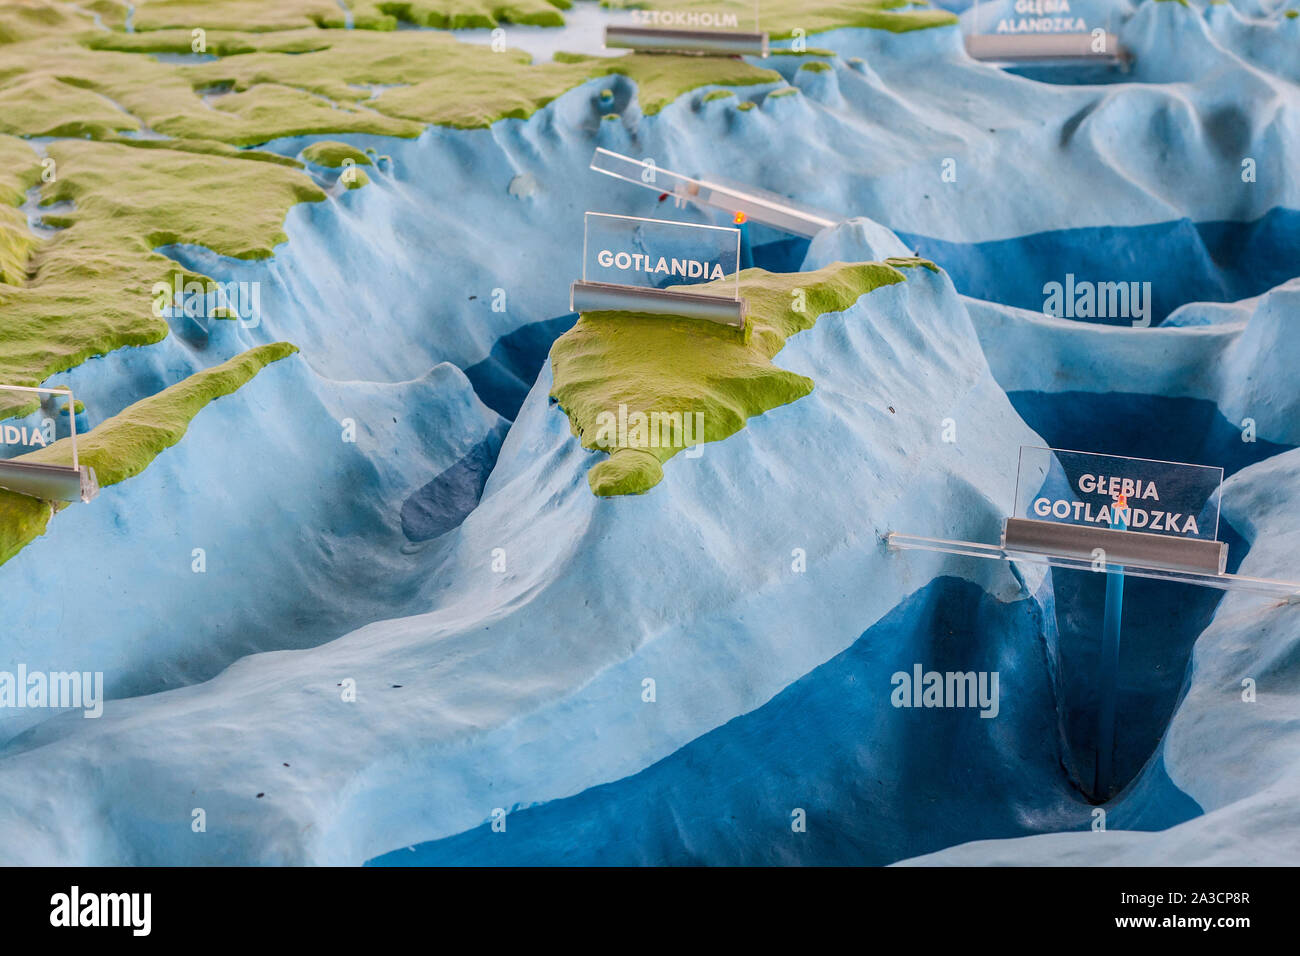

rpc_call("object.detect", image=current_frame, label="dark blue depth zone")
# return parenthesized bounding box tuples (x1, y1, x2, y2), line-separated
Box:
(898, 207, 1300, 326)
(369, 575, 1199, 866)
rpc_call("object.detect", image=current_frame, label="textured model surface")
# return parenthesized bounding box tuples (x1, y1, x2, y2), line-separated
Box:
(0, 0, 1297, 865)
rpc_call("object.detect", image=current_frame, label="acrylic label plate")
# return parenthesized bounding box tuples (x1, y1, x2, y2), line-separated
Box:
(1012, 446, 1223, 541)
(583, 212, 740, 300)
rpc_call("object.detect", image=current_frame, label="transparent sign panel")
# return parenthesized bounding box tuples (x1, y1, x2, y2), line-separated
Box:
(583, 212, 740, 300)
(968, 0, 1103, 37)
(609, 0, 761, 34)
(0, 384, 83, 466)
(590, 148, 838, 239)
(963, 0, 1128, 72)
(1012, 446, 1223, 541)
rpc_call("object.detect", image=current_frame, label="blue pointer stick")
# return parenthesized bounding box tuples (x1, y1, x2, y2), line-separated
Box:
(1093, 495, 1128, 802)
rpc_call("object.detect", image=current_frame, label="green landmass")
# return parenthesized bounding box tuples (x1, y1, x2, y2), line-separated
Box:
(0, 21, 787, 137)
(799, 60, 833, 73)
(360, 0, 570, 29)
(0, 0, 950, 397)
(0, 8, 784, 397)
(0, 204, 31, 287)
(0, 137, 323, 405)
(0, 342, 296, 567)
(0, 0, 956, 557)
(550, 259, 938, 497)
(764, 4, 955, 36)
(0, 134, 41, 289)
(89, 0, 573, 32)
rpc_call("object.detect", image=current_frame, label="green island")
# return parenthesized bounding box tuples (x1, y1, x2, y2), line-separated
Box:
(550, 258, 938, 497)
(0, 342, 297, 568)
(300, 141, 375, 168)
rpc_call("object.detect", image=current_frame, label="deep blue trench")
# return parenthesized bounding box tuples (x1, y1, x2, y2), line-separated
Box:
(367, 231, 1300, 860)
(368, 575, 1198, 866)
(1008, 390, 1293, 801)
(371, 392, 1287, 865)
(370, 576, 1082, 866)
(390, 240, 1296, 858)
(998, 61, 1137, 86)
